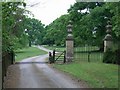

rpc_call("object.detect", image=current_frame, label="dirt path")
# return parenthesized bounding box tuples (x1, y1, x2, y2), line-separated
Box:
(4, 46, 87, 88)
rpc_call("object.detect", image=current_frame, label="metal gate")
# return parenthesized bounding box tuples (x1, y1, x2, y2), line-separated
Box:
(74, 37, 103, 63)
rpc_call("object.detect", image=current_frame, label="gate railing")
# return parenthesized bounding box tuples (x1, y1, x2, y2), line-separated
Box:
(74, 46, 103, 63)
(49, 50, 66, 64)
(55, 50, 66, 63)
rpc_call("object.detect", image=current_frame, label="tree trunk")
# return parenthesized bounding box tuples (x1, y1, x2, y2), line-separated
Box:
(99, 41, 104, 52)
(29, 40, 31, 47)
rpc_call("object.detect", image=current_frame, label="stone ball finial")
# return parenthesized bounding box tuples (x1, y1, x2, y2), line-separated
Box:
(107, 20, 111, 25)
(104, 20, 113, 41)
(67, 20, 73, 29)
(68, 20, 72, 25)
(67, 24, 72, 29)
(106, 20, 112, 34)
(66, 20, 73, 34)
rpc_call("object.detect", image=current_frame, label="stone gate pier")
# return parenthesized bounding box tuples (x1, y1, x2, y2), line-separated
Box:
(66, 20, 74, 62)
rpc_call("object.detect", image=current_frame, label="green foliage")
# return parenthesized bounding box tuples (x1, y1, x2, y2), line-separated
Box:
(103, 47, 120, 64)
(24, 18, 45, 45)
(107, 2, 120, 41)
(42, 2, 120, 65)
(68, 2, 113, 48)
(43, 14, 70, 46)
(2, 2, 44, 53)
(44, 2, 120, 53)
(103, 49, 115, 64)
(2, 2, 29, 52)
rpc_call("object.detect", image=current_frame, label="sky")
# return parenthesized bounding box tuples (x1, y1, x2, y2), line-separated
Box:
(25, 0, 76, 26)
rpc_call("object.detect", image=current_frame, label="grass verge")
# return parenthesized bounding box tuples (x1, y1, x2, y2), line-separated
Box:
(15, 46, 47, 62)
(54, 62, 118, 88)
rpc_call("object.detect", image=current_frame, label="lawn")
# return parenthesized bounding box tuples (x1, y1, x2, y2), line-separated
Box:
(15, 46, 47, 62)
(54, 62, 118, 88)
(43, 45, 65, 52)
(44, 46, 118, 88)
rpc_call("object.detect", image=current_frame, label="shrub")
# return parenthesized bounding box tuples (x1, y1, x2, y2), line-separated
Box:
(114, 48, 120, 65)
(103, 48, 120, 64)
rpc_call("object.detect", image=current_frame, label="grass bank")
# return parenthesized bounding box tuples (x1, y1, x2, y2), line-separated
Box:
(54, 62, 118, 88)
(15, 46, 47, 62)
(44, 45, 118, 88)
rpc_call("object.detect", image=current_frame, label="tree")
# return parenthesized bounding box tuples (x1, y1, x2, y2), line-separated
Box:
(43, 14, 70, 46)
(2, 2, 30, 52)
(106, 2, 120, 43)
(42, 2, 119, 52)
(67, 2, 113, 50)
(24, 18, 45, 46)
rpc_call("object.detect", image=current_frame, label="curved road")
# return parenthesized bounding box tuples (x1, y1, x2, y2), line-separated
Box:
(4, 46, 86, 88)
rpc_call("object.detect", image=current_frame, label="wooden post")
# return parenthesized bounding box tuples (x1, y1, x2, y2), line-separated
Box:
(53, 50, 55, 63)
(11, 51, 15, 64)
(49, 52, 52, 64)
(63, 50, 66, 63)
(88, 51, 91, 62)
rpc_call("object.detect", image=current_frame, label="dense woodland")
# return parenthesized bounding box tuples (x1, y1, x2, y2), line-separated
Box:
(2, 2, 120, 54)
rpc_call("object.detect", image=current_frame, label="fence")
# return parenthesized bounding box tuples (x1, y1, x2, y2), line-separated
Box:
(74, 45, 103, 63)
(2, 51, 15, 88)
(48, 46, 104, 63)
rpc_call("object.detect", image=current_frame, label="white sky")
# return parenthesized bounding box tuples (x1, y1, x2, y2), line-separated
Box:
(25, 0, 76, 26)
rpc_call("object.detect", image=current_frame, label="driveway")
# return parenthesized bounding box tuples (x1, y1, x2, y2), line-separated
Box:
(3, 46, 87, 88)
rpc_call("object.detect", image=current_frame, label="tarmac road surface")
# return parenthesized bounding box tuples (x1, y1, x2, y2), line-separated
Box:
(4, 46, 87, 88)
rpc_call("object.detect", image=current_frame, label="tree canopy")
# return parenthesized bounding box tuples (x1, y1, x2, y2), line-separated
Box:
(24, 18, 45, 46)
(2, 2, 45, 52)
(43, 2, 120, 50)
(2, 2, 28, 52)
(2, 2, 120, 52)
(43, 14, 70, 46)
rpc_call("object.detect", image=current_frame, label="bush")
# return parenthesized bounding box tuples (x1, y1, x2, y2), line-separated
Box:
(103, 49, 115, 64)
(103, 48, 120, 64)
(114, 48, 120, 65)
